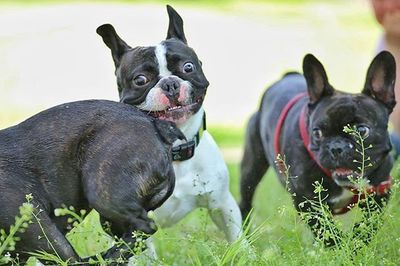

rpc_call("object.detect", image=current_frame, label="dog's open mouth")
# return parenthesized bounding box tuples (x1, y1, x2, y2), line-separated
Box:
(331, 168, 361, 187)
(146, 98, 202, 122)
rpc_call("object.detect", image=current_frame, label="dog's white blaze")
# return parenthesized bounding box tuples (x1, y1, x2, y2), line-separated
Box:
(155, 44, 172, 77)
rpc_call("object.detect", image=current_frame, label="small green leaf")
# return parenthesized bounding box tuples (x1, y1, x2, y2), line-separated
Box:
(66, 210, 113, 258)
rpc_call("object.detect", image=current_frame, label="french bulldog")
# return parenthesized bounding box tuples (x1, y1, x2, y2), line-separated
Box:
(0, 100, 184, 263)
(239, 51, 396, 246)
(96, 5, 242, 248)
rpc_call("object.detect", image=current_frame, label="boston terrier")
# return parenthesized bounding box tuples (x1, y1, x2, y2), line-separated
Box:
(96, 5, 243, 248)
(240, 52, 395, 246)
(0, 100, 184, 263)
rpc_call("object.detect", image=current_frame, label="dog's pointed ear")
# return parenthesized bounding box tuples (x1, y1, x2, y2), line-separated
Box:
(303, 54, 334, 105)
(166, 5, 187, 44)
(362, 51, 396, 112)
(154, 119, 186, 145)
(96, 24, 131, 68)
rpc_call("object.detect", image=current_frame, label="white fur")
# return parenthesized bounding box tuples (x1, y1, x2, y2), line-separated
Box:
(154, 108, 243, 241)
(155, 44, 172, 77)
(136, 77, 192, 112)
(329, 188, 353, 210)
(136, 87, 166, 111)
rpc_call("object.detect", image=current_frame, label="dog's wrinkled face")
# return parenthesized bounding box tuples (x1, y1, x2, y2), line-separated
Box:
(118, 39, 208, 124)
(97, 6, 209, 125)
(303, 52, 396, 187)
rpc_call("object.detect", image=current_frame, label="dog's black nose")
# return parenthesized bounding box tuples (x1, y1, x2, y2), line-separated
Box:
(330, 146, 343, 158)
(328, 140, 349, 159)
(161, 77, 180, 98)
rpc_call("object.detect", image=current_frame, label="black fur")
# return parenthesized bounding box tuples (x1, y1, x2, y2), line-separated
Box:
(0, 100, 183, 262)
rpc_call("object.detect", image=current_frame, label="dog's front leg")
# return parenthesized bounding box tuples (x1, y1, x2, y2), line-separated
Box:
(296, 199, 343, 247)
(306, 212, 342, 247)
(103, 208, 156, 265)
(239, 112, 269, 220)
(352, 194, 389, 245)
(88, 196, 156, 264)
(209, 190, 243, 242)
(20, 211, 80, 263)
(153, 194, 196, 227)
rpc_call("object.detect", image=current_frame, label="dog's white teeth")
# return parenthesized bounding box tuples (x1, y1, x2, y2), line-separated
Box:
(168, 106, 182, 111)
(333, 169, 353, 176)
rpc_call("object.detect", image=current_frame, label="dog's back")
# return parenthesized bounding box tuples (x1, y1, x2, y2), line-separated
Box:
(257, 73, 308, 164)
(0, 100, 181, 261)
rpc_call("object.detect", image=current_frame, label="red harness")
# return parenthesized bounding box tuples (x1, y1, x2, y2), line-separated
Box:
(274, 93, 392, 215)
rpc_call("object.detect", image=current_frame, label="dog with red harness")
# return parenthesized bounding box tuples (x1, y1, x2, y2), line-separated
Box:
(239, 51, 395, 246)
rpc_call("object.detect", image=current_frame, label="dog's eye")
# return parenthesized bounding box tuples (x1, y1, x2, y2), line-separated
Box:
(183, 62, 195, 73)
(357, 125, 370, 138)
(312, 128, 323, 140)
(133, 75, 149, 86)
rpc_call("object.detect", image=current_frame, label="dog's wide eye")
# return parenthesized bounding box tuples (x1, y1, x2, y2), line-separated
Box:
(183, 62, 195, 73)
(133, 75, 149, 86)
(312, 128, 323, 140)
(357, 125, 370, 138)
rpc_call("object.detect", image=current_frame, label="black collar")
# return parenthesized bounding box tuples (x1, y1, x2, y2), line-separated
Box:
(172, 112, 206, 161)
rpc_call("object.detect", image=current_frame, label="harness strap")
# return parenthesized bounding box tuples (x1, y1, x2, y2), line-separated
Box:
(274, 93, 307, 157)
(299, 105, 332, 177)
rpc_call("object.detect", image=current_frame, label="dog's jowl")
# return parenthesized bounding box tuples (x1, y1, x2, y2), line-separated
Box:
(240, 51, 396, 246)
(0, 100, 184, 262)
(97, 5, 243, 245)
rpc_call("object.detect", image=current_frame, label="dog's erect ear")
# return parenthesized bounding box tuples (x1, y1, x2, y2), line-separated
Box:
(303, 54, 334, 105)
(96, 24, 131, 68)
(362, 51, 396, 112)
(166, 5, 187, 44)
(154, 119, 186, 145)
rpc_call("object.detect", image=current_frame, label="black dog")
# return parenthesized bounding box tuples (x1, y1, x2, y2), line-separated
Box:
(240, 51, 395, 246)
(0, 100, 184, 262)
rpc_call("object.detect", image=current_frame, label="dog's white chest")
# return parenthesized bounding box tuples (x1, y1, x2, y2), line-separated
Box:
(172, 132, 227, 206)
(329, 189, 354, 210)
